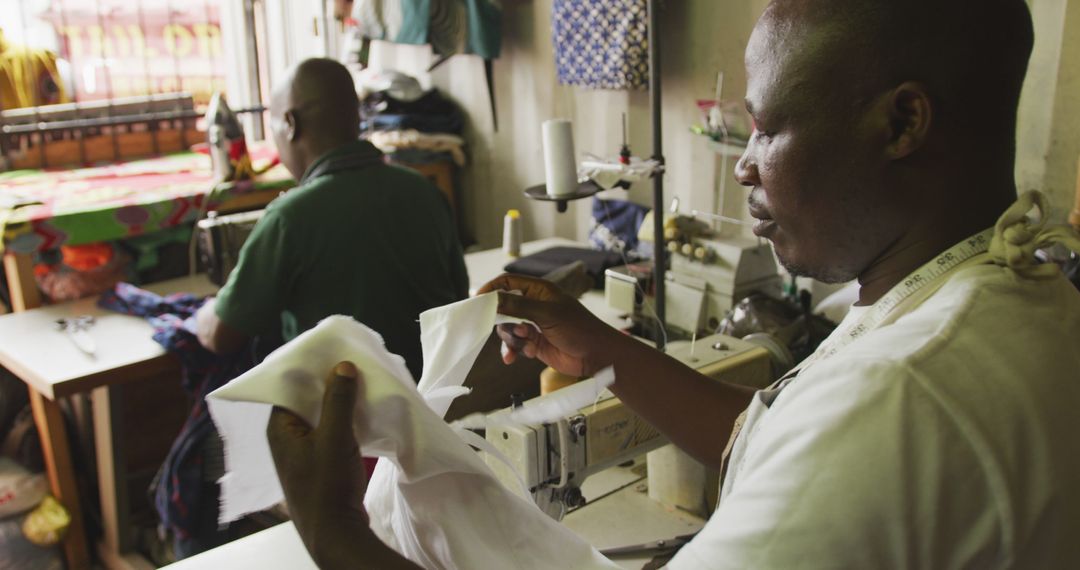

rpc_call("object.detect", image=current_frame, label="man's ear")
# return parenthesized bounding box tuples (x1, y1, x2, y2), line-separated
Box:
(284, 109, 300, 142)
(885, 82, 932, 160)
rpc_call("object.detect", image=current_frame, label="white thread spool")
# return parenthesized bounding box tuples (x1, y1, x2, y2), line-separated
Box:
(542, 119, 578, 198)
(503, 209, 522, 257)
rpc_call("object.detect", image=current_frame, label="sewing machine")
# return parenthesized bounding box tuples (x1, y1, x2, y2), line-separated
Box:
(606, 234, 783, 339)
(484, 333, 772, 520)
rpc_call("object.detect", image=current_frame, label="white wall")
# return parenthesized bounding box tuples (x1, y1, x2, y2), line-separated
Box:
(368, 0, 769, 248)
(366, 0, 1079, 244)
(1018, 0, 1080, 223)
(1041, 0, 1080, 222)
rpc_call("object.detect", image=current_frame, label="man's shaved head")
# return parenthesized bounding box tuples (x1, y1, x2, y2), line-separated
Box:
(759, 0, 1033, 144)
(270, 58, 361, 179)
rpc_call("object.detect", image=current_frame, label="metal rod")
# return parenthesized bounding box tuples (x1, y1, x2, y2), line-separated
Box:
(93, 0, 122, 161)
(57, 0, 88, 164)
(135, 0, 160, 154)
(648, 0, 666, 350)
(1, 107, 267, 135)
(244, 0, 267, 140)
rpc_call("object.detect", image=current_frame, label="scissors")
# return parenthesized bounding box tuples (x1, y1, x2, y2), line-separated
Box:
(600, 532, 697, 558)
(56, 316, 96, 356)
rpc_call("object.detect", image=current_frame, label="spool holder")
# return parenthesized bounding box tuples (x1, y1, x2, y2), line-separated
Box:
(523, 0, 667, 349)
(523, 180, 604, 213)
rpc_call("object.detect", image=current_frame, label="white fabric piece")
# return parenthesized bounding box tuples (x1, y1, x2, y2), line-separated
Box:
(367, 130, 468, 166)
(207, 293, 619, 569)
(580, 154, 662, 190)
(453, 366, 615, 429)
(669, 242, 1080, 564)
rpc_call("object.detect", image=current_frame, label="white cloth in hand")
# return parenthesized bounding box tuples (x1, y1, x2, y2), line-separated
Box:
(207, 293, 619, 569)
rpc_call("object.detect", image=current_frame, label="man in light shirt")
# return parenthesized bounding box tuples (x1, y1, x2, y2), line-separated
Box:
(267, 0, 1080, 568)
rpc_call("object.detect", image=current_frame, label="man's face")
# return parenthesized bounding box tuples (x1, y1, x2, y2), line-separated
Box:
(735, 12, 900, 283)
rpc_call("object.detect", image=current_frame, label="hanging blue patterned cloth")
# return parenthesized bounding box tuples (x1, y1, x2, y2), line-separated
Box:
(552, 0, 650, 90)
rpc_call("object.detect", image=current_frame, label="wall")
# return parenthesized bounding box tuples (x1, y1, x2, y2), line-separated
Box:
(367, 0, 1080, 244)
(1043, 0, 1080, 221)
(1018, 0, 1080, 223)
(369, 0, 769, 249)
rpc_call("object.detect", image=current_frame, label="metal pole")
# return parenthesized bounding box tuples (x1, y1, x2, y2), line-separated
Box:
(648, 0, 666, 350)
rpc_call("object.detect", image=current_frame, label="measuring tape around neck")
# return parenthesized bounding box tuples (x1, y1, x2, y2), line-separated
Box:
(780, 228, 995, 382)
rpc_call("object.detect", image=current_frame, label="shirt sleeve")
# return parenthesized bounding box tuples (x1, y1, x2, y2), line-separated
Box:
(214, 209, 295, 336)
(667, 357, 1000, 570)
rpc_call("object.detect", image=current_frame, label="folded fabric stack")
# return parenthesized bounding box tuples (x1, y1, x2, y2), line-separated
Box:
(368, 130, 467, 167)
(362, 88, 467, 167)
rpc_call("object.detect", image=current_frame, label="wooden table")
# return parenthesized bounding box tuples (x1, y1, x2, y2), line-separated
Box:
(0, 274, 217, 569)
(160, 461, 705, 570)
(0, 238, 624, 568)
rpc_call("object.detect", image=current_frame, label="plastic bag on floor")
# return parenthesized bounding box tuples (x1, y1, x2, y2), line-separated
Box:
(0, 457, 47, 519)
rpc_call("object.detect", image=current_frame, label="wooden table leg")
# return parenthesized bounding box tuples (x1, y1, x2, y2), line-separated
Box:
(92, 385, 131, 556)
(3, 251, 42, 312)
(29, 390, 92, 570)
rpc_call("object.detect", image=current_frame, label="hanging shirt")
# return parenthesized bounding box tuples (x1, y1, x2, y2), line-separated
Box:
(352, 0, 502, 58)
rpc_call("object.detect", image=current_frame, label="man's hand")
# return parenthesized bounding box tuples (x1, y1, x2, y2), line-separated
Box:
(478, 274, 624, 378)
(482, 274, 757, 471)
(267, 361, 419, 570)
(194, 297, 250, 355)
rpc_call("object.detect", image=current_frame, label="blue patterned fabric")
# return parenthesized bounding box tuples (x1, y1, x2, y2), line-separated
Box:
(552, 0, 650, 90)
(98, 283, 259, 540)
(590, 197, 650, 258)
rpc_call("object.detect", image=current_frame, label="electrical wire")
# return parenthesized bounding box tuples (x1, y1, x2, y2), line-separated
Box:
(598, 195, 669, 349)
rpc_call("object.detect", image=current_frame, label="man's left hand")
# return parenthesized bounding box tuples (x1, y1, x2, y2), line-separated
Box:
(267, 361, 371, 566)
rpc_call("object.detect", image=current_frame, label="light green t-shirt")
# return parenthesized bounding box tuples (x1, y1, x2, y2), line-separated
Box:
(215, 140, 468, 376)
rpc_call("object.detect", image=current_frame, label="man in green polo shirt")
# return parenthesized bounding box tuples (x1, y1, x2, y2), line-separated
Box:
(196, 58, 467, 378)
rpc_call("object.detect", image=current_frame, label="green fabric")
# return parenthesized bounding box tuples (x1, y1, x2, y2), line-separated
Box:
(214, 140, 468, 377)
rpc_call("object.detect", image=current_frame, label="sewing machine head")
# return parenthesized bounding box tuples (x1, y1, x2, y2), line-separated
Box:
(484, 333, 772, 520)
(606, 232, 783, 340)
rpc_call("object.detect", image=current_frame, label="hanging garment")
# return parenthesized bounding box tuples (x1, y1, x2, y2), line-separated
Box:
(552, 0, 650, 90)
(352, 0, 502, 58)
(352, 0, 503, 129)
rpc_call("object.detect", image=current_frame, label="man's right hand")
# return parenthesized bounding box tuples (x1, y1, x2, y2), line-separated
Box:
(478, 274, 624, 378)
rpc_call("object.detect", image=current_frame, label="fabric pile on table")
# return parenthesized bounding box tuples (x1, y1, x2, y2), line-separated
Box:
(97, 283, 264, 545)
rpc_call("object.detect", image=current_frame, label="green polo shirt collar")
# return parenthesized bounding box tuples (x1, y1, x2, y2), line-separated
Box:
(299, 139, 384, 185)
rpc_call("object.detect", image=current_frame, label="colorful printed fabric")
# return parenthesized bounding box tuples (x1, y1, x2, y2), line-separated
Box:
(0, 145, 292, 254)
(97, 282, 263, 539)
(352, 0, 502, 58)
(552, 0, 650, 90)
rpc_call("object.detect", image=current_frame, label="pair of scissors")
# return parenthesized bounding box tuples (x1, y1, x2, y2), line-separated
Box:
(600, 532, 697, 558)
(55, 316, 96, 356)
